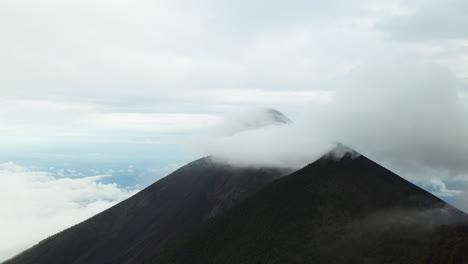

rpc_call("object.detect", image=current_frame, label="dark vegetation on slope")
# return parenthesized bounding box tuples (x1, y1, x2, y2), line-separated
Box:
(146, 153, 468, 264)
(3, 157, 287, 264)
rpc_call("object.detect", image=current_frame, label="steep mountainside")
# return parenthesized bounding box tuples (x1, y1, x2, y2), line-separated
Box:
(4, 157, 287, 264)
(147, 152, 468, 264)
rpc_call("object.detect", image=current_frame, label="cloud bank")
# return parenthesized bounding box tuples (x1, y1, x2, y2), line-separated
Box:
(0, 163, 138, 262)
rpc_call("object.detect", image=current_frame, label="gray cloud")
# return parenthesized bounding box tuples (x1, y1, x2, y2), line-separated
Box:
(326, 59, 468, 175)
(379, 0, 468, 41)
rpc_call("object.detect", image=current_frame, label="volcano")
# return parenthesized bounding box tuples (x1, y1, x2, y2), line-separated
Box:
(148, 151, 468, 264)
(4, 147, 468, 264)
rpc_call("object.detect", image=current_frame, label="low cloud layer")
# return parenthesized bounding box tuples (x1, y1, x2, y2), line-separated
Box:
(0, 163, 138, 262)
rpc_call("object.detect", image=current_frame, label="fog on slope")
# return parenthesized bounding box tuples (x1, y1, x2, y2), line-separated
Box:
(193, 58, 468, 208)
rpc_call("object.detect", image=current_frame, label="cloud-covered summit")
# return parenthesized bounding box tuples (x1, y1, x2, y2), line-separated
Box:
(216, 108, 291, 136)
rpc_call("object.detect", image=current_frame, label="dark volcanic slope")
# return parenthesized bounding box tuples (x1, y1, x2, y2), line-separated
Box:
(4, 157, 287, 264)
(148, 153, 468, 264)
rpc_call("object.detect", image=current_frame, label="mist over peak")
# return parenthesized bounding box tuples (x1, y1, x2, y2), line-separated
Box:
(324, 143, 361, 160)
(217, 107, 291, 136)
(193, 107, 334, 169)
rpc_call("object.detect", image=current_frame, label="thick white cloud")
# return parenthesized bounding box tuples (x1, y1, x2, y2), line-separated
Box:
(0, 162, 138, 262)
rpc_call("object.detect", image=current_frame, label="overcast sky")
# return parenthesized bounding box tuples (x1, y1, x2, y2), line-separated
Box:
(2, 0, 468, 261)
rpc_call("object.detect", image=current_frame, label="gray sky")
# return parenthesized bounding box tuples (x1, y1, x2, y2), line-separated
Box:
(1, 0, 468, 261)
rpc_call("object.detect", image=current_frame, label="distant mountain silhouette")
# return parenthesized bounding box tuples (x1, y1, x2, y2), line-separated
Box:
(264, 108, 292, 124)
(146, 150, 468, 264)
(3, 157, 287, 264)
